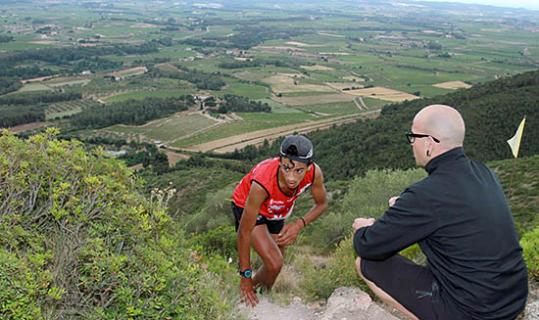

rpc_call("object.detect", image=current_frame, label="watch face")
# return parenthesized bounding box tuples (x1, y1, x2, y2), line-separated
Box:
(240, 268, 252, 278)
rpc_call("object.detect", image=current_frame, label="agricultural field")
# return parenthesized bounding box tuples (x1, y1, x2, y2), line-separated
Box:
(346, 87, 421, 102)
(46, 99, 99, 120)
(104, 112, 219, 143)
(181, 113, 369, 153)
(0, 0, 537, 155)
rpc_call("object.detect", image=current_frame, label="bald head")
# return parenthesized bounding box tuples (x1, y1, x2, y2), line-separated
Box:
(413, 105, 465, 149)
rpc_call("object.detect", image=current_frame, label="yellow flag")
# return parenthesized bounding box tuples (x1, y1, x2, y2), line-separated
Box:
(507, 117, 526, 158)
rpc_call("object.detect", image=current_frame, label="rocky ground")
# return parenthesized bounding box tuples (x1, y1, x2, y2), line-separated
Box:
(239, 287, 399, 320)
(522, 281, 539, 320)
(239, 284, 538, 320)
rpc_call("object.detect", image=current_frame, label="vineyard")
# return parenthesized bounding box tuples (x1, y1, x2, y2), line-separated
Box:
(45, 99, 100, 120)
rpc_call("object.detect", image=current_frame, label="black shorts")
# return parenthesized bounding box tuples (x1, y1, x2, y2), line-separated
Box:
(231, 202, 285, 234)
(361, 255, 468, 320)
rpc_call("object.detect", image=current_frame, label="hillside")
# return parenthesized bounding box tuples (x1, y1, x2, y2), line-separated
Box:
(1, 123, 537, 319)
(490, 155, 539, 233)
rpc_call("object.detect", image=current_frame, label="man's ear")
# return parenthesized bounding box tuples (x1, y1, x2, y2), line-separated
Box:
(425, 138, 433, 150)
(425, 140, 432, 157)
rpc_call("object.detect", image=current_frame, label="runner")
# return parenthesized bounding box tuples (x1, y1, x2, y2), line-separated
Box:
(232, 134, 328, 306)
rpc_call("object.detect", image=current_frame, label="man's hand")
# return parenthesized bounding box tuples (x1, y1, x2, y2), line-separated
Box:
(352, 218, 375, 230)
(276, 221, 302, 246)
(388, 196, 400, 207)
(240, 277, 259, 307)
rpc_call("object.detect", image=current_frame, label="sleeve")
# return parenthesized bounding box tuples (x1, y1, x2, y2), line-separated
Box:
(353, 186, 439, 261)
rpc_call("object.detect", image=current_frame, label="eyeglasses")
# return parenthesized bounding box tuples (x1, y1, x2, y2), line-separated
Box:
(405, 131, 440, 144)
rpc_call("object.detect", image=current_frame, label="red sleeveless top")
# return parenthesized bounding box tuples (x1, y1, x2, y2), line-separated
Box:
(232, 157, 315, 220)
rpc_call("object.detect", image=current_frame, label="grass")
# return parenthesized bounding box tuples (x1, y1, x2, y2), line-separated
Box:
(2, 0, 539, 169)
(17, 83, 53, 93)
(256, 99, 303, 114)
(218, 81, 270, 100)
(47, 79, 91, 87)
(361, 97, 388, 110)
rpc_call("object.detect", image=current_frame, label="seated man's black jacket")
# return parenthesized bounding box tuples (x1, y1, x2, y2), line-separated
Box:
(354, 147, 528, 319)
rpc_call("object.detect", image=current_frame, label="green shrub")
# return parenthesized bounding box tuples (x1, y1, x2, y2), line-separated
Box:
(148, 167, 242, 232)
(306, 169, 426, 250)
(300, 234, 366, 300)
(0, 129, 233, 319)
(183, 184, 237, 233)
(189, 225, 237, 259)
(521, 226, 539, 280)
(0, 249, 49, 319)
(299, 169, 428, 300)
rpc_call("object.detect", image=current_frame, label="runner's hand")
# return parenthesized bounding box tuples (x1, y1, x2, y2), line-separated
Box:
(276, 221, 302, 246)
(240, 277, 259, 307)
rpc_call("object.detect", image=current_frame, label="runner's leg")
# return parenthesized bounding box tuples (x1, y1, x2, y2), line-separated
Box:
(251, 224, 283, 290)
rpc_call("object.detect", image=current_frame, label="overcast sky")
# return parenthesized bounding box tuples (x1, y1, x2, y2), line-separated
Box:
(421, 0, 539, 10)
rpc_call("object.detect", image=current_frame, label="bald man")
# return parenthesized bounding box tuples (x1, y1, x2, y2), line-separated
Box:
(352, 105, 528, 319)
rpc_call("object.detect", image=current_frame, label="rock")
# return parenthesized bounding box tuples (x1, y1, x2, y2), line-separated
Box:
(239, 296, 317, 320)
(239, 287, 399, 320)
(321, 287, 399, 320)
(523, 300, 539, 320)
(239, 283, 538, 320)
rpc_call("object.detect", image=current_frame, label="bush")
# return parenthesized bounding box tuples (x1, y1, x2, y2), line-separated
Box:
(306, 169, 426, 249)
(0, 248, 49, 319)
(521, 226, 539, 280)
(299, 169, 428, 300)
(183, 184, 237, 233)
(299, 234, 366, 300)
(0, 129, 233, 319)
(190, 225, 237, 259)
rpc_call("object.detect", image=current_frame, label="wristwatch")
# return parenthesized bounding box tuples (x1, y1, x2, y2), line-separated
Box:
(239, 268, 253, 279)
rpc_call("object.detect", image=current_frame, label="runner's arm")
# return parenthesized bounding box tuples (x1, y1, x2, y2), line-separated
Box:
(302, 164, 328, 225)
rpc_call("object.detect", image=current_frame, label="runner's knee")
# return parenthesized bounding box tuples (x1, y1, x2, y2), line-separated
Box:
(265, 254, 283, 275)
